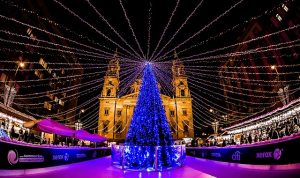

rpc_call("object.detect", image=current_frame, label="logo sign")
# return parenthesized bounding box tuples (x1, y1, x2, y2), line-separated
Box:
(256, 152, 272, 159)
(92, 151, 97, 158)
(53, 155, 64, 161)
(211, 153, 221, 158)
(64, 153, 69, 162)
(19, 155, 44, 163)
(273, 148, 282, 160)
(189, 151, 196, 156)
(7, 150, 19, 165)
(256, 148, 282, 160)
(76, 153, 86, 159)
(232, 151, 241, 161)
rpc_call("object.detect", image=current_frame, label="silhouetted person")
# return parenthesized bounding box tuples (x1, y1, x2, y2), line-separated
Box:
(231, 138, 236, 145)
(1, 121, 5, 129)
(248, 134, 252, 144)
(294, 117, 298, 125)
(222, 140, 226, 147)
(18, 129, 23, 141)
(240, 134, 245, 144)
(10, 125, 15, 139)
(29, 132, 35, 143)
(270, 128, 279, 139)
(24, 130, 29, 142)
(254, 135, 258, 142)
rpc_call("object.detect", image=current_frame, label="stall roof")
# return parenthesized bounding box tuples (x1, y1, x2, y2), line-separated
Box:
(75, 129, 107, 142)
(0, 102, 36, 122)
(24, 118, 75, 137)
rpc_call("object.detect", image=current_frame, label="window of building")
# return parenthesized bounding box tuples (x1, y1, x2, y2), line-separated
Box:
(47, 68, 52, 74)
(183, 120, 189, 134)
(0, 73, 7, 82)
(39, 58, 48, 69)
(106, 89, 111, 96)
(44, 101, 52, 111)
(282, 4, 288, 12)
(276, 14, 282, 22)
(103, 121, 109, 133)
(104, 108, 109, 116)
(108, 80, 113, 85)
(117, 110, 122, 117)
(179, 81, 184, 86)
(59, 99, 65, 106)
(170, 110, 175, 117)
(181, 89, 185, 97)
(182, 109, 187, 116)
(26, 28, 37, 41)
(115, 121, 122, 134)
(184, 125, 188, 133)
(47, 92, 54, 100)
(26, 28, 32, 35)
(34, 70, 44, 79)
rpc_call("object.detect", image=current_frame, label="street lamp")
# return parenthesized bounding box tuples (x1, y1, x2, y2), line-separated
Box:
(4, 60, 25, 107)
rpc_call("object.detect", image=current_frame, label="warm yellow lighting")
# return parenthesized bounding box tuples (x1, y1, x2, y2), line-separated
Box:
(80, 109, 85, 113)
(209, 109, 214, 113)
(271, 65, 276, 70)
(19, 62, 25, 68)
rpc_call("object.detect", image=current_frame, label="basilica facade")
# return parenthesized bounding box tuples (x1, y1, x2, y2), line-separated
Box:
(98, 52, 194, 141)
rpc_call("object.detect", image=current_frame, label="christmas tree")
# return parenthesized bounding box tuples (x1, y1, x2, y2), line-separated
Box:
(125, 63, 175, 170)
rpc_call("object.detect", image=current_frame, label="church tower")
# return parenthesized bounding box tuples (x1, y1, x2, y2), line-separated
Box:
(172, 51, 191, 98)
(98, 50, 120, 137)
(171, 51, 194, 139)
(98, 50, 194, 141)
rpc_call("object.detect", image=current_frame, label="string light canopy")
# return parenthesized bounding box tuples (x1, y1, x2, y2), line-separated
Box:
(0, 0, 298, 133)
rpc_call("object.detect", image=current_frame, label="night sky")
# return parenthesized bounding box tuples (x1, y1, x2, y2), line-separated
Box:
(0, 0, 290, 134)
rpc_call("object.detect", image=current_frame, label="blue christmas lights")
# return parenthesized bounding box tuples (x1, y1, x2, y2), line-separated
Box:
(123, 63, 177, 170)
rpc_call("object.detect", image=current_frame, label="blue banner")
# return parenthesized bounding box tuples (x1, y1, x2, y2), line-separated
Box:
(0, 140, 111, 169)
(186, 135, 300, 165)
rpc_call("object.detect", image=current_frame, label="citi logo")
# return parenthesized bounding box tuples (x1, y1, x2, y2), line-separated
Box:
(232, 151, 241, 161)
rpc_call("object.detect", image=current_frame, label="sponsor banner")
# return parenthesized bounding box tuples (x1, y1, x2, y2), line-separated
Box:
(187, 136, 300, 165)
(0, 140, 111, 169)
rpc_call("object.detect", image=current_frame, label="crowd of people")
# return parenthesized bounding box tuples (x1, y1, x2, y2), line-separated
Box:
(213, 116, 300, 147)
(0, 122, 44, 144)
(0, 121, 101, 147)
(236, 117, 300, 144)
(188, 116, 300, 147)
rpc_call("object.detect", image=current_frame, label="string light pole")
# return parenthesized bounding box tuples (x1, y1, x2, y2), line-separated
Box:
(271, 65, 289, 105)
(210, 109, 220, 135)
(4, 59, 25, 107)
(75, 109, 84, 130)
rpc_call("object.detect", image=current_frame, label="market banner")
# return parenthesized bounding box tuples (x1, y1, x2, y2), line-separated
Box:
(187, 135, 300, 165)
(0, 140, 111, 169)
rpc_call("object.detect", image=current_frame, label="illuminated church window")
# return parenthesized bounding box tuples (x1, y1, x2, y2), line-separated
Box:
(106, 89, 111, 96)
(104, 108, 109, 116)
(117, 110, 122, 117)
(182, 109, 187, 116)
(170, 110, 175, 117)
(181, 89, 185, 97)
